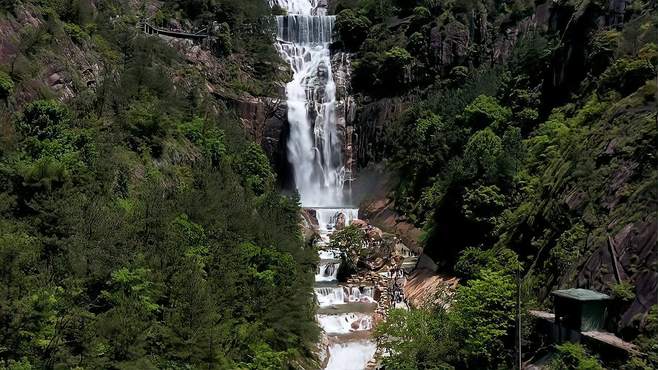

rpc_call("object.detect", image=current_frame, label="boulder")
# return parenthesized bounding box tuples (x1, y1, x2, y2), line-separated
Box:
(335, 212, 346, 231)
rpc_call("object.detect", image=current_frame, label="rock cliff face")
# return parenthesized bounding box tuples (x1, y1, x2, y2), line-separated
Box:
(350, 2, 555, 169)
(332, 52, 356, 178)
(578, 219, 657, 331)
(352, 97, 411, 167)
(0, 5, 101, 106)
(341, 0, 656, 332)
(233, 96, 291, 182)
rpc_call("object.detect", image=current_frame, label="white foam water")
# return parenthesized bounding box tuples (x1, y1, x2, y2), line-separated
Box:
(325, 341, 377, 370)
(317, 313, 373, 334)
(315, 262, 340, 282)
(315, 286, 374, 307)
(318, 249, 340, 260)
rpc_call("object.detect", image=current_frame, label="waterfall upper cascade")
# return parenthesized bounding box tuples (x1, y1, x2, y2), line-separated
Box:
(273, 0, 346, 207)
(271, 1, 377, 369)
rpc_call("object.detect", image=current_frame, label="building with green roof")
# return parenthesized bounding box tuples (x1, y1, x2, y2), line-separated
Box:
(552, 288, 611, 333)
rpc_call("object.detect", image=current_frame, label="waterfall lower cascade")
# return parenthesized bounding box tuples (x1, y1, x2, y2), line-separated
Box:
(271, 1, 377, 369)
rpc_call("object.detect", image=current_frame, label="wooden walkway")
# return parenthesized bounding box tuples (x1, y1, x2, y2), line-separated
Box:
(141, 22, 209, 41)
(529, 310, 639, 354)
(582, 331, 639, 354)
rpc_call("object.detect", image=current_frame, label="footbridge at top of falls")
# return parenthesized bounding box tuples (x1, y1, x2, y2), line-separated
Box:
(139, 21, 210, 41)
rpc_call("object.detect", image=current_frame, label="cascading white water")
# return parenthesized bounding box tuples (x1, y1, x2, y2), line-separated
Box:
(315, 286, 375, 307)
(271, 2, 376, 369)
(273, 1, 346, 207)
(315, 262, 340, 282)
(317, 313, 373, 334)
(326, 341, 377, 370)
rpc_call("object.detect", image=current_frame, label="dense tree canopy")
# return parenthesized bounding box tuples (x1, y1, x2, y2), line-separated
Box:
(0, 1, 318, 369)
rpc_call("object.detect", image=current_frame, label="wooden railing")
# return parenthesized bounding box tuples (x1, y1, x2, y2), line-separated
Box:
(140, 21, 209, 41)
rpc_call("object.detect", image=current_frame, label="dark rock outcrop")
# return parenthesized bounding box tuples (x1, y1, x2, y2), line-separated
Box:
(578, 219, 657, 330)
(352, 97, 410, 167)
(225, 95, 292, 185)
(361, 197, 423, 255)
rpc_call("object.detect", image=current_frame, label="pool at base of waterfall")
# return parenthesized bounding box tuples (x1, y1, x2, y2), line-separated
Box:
(325, 341, 377, 370)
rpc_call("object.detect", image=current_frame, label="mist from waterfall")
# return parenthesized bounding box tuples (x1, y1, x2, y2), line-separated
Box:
(273, 0, 347, 207)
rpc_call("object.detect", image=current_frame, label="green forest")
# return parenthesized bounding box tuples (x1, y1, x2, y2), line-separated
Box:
(0, 0, 656, 369)
(0, 0, 318, 369)
(333, 0, 657, 369)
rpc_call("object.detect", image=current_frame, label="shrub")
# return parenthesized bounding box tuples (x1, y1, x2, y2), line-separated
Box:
(455, 247, 520, 279)
(381, 47, 413, 89)
(63, 22, 88, 44)
(600, 46, 656, 95)
(547, 342, 604, 370)
(0, 70, 13, 100)
(611, 281, 636, 303)
(461, 95, 512, 130)
(548, 223, 587, 274)
(17, 99, 70, 139)
(335, 9, 372, 50)
(410, 6, 431, 32)
(351, 52, 383, 92)
(588, 30, 620, 75)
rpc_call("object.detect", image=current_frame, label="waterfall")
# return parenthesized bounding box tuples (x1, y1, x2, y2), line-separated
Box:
(326, 342, 377, 370)
(271, 2, 376, 369)
(273, 0, 346, 207)
(315, 208, 358, 233)
(315, 286, 346, 306)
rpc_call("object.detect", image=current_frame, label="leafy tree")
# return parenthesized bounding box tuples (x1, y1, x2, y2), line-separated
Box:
(628, 305, 658, 369)
(463, 128, 503, 182)
(600, 45, 657, 95)
(462, 184, 506, 238)
(17, 100, 70, 140)
(330, 225, 366, 279)
(0, 71, 13, 101)
(461, 95, 512, 131)
(455, 247, 520, 279)
(382, 47, 413, 89)
(450, 269, 516, 367)
(335, 9, 372, 50)
(375, 308, 456, 369)
(547, 223, 586, 274)
(232, 142, 275, 195)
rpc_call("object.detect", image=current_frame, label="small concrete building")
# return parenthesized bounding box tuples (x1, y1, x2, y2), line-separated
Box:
(530, 288, 639, 364)
(552, 288, 611, 333)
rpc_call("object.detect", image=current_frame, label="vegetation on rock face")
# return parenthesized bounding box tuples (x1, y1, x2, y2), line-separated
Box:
(0, 0, 317, 369)
(376, 269, 517, 369)
(344, 0, 656, 368)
